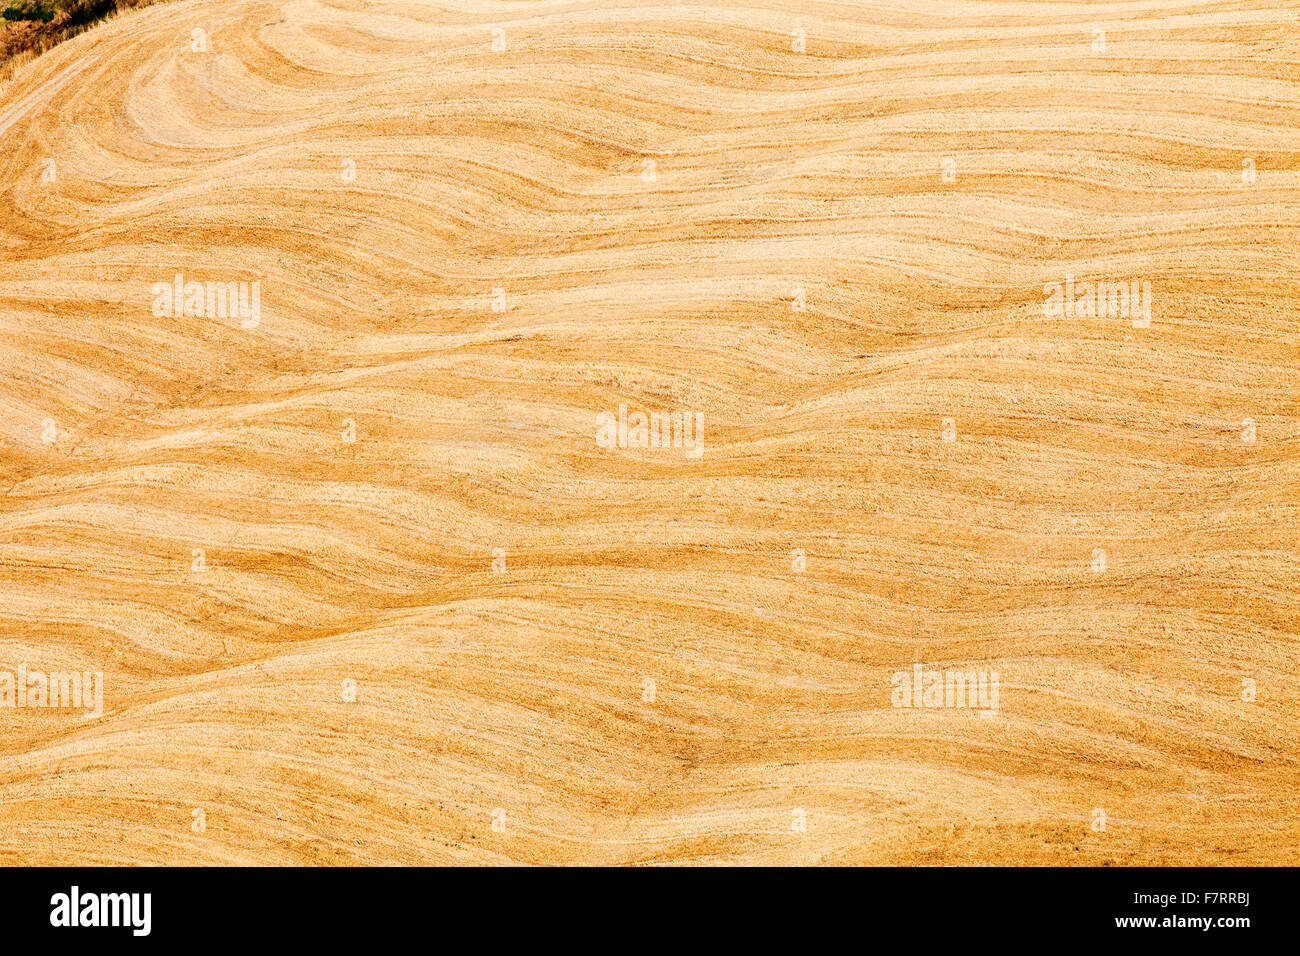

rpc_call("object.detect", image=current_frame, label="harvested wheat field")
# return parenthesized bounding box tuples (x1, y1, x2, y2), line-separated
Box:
(0, 0, 1296, 867)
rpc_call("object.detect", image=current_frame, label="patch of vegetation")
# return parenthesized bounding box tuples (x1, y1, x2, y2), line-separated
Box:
(1, 0, 157, 72)
(57, 0, 119, 28)
(3, 4, 56, 23)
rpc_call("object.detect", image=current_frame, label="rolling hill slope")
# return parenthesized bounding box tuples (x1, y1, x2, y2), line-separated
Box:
(0, 0, 1297, 864)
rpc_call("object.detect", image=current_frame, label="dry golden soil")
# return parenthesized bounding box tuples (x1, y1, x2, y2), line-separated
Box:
(0, 0, 1297, 864)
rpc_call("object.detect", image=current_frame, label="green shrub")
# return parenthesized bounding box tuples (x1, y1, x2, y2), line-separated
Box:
(3, 4, 56, 22)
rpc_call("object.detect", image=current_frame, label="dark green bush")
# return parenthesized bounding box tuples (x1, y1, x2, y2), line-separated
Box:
(3, 4, 56, 22)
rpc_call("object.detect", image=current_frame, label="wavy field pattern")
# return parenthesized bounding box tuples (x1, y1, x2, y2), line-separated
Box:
(0, 0, 1297, 865)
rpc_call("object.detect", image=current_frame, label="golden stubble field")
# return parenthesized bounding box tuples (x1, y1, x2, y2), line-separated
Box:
(0, 0, 1297, 865)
